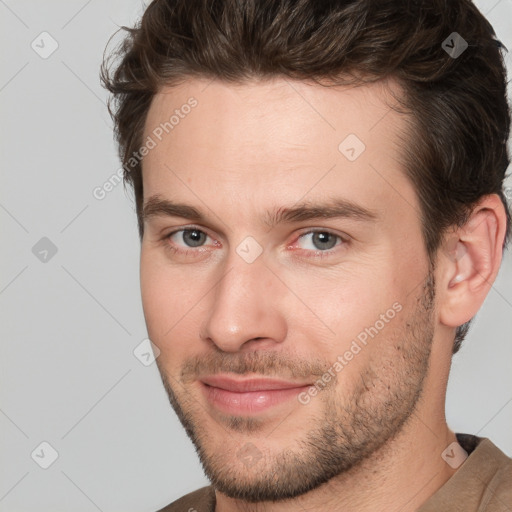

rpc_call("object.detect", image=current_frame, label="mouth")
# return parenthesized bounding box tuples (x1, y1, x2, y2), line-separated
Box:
(199, 374, 313, 414)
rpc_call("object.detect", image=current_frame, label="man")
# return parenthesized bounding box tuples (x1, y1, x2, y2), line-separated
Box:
(101, 0, 512, 510)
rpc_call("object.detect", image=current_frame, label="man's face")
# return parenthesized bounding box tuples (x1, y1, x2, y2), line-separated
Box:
(140, 77, 437, 500)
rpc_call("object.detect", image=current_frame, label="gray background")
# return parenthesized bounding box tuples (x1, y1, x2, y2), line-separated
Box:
(1, 0, 511, 510)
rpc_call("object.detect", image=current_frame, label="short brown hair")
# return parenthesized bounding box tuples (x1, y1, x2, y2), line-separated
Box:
(100, 0, 511, 353)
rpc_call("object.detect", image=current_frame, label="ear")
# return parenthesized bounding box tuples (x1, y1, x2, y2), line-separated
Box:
(437, 194, 507, 330)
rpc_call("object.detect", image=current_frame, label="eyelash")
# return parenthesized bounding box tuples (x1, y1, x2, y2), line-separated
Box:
(161, 226, 348, 260)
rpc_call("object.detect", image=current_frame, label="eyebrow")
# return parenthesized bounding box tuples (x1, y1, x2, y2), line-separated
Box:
(142, 194, 379, 229)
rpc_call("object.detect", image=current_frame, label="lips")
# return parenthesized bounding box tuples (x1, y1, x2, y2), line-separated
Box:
(199, 374, 312, 414)
(201, 375, 310, 392)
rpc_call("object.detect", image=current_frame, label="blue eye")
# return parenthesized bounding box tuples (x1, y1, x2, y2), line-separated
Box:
(162, 227, 347, 259)
(170, 228, 208, 248)
(163, 228, 213, 257)
(296, 230, 342, 252)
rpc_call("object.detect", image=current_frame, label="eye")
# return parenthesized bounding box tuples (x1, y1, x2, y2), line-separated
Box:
(170, 228, 208, 247)
(163, 227, 216, 257)
(162, 227, 347, 260)
(293, 230, 346, 258)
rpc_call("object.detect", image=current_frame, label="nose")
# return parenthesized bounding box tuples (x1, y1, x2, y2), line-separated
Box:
(200, 248, 287, 353)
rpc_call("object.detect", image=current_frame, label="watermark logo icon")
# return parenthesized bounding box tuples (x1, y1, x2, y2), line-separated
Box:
(32, 237, 58, 263)
(31, 441, 59, 469)
(441, 441, 468, 469)
(338, 134, 366, 161)
(236, 236, 263, 264)
(134, 338, 161, 366)
(237, 442, 263, 468)
(31, 32, 59, 59)
(442, 32, 468, 59)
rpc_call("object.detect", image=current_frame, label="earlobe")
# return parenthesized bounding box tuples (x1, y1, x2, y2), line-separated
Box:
(439, 195, 506, 329)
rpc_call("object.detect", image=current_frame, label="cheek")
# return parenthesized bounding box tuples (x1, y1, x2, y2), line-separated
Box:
(141, 248, 194, 310)
(141, 255, 182, 343)
(290, 266, 381, 322)
(140, 253, 208, 366)
(292, 268, 405, 360)
(141, 255, 166, 329)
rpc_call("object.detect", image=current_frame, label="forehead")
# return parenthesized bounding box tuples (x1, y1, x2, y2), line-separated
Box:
(144, 76, 404, 151)
(141, 77, 418, 226)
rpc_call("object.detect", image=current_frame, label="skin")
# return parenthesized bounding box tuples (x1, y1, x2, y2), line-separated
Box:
(139, 77, 506, 511)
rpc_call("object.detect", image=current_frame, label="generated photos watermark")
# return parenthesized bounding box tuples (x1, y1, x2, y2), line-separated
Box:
(92, 97, 198, 200)
(298, 301, 403, 405)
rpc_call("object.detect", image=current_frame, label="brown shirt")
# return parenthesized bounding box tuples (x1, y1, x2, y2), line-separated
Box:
(157, 433, 512, 511)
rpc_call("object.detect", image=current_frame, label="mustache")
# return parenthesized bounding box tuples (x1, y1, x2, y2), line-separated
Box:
(180, 350, 330, 383)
